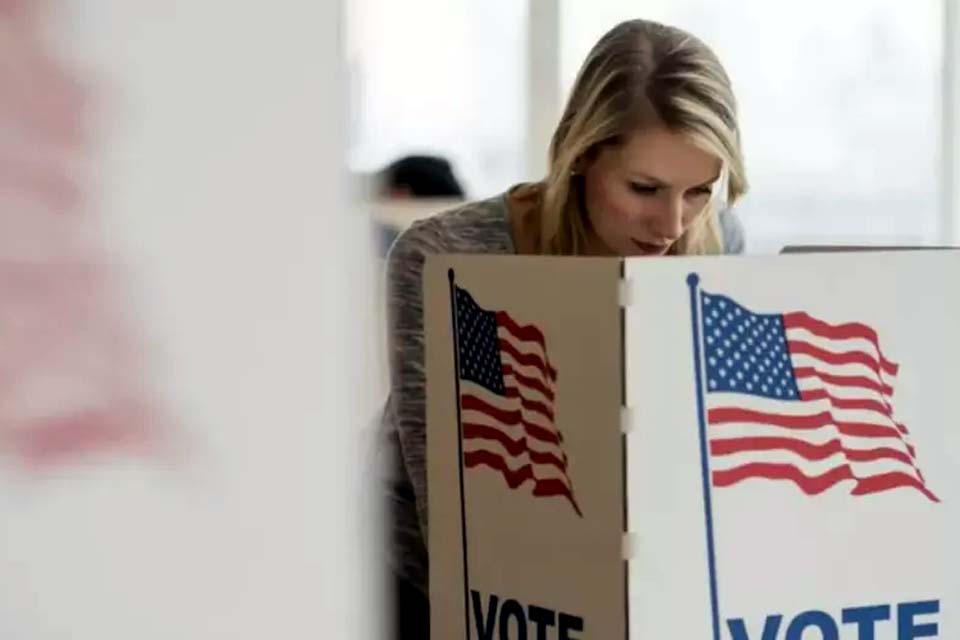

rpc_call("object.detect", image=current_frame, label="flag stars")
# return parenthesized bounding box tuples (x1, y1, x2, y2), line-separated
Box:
(700, 293, 802, 402)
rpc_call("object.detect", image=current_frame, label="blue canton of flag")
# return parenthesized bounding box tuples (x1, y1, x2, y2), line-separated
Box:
(702, 293, 801, 401)
(455, 287, 506, 395)
(452, 285, 581, 516)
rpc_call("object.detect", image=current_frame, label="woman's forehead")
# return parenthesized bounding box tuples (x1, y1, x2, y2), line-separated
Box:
(612, 126, 721, 186)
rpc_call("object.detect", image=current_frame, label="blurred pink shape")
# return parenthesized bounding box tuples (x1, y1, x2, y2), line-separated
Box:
(0, 4, 167, 469)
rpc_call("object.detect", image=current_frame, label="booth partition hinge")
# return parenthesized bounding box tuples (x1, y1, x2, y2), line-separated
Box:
(618, 278, 635, 307)
(622, 532, 639, 560)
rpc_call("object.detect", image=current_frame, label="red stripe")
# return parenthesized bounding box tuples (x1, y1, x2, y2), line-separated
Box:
(503, 365, 554, 402)
(499, 338, 556, 382)
(798, 388, 909, 437)
(852, 471, 939, 502)
(710, 436, 916, 466)
(495, 311, 553, 369)
(713, 462, 854, 494)
(793, 366, 894, 397)
(461, 394, 560, 445)
(788, 340, 893, 382)
(8, 409, 150, 466)
(784, 312, 898, 375)
(463, 423, 567, 471)
(800, 388, 892, 417)
(504, 386, 555, 422)
(708, 407, 903, 439)
(464, 450, 582, 516)
(715, 462, 936, 502)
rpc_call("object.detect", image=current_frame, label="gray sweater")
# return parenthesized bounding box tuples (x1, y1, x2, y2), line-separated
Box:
(379, 191, 745, 595)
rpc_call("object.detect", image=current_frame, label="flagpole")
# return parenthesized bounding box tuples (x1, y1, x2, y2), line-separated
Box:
(687, 273, 721, 640)
(448, 268, 472, 640)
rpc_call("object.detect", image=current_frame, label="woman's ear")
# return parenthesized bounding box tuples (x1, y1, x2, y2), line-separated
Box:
(570, 148, 597, 176)
(570, 156, 587, 176)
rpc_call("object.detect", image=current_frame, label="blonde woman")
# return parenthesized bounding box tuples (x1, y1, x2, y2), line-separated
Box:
(382, 19, 748, 637)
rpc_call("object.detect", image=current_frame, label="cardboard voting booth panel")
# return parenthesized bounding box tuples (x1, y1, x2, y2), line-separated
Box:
(426, 251, 960, 639)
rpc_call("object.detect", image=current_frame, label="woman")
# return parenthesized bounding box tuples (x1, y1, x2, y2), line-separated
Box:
(381, 18, 748, 637)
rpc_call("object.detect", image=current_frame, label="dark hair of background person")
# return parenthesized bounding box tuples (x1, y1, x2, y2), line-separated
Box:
(380, 155, 465, 198)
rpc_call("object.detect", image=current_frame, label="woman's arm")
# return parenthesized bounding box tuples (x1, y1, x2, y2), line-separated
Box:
(384, 219, 444, 558)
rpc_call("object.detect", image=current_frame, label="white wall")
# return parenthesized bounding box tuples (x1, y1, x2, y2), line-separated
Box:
(346, 0, 529, 197)
(561, 0, 944, 251)
(0, 3, 377, 638)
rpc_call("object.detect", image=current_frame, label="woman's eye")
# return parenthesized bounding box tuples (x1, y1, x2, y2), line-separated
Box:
(683, 187, 713, 199)
(629, 182, 658, 195)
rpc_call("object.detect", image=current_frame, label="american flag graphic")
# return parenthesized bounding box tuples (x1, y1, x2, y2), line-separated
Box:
(453, 285, 581, 516)
(698, 290, 938, 502)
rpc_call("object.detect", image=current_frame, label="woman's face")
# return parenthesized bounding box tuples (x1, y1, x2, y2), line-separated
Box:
(581, 126, 722, 256)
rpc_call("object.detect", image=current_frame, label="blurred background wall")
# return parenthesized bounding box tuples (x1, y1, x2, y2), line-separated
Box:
(350, 0, 957, 253)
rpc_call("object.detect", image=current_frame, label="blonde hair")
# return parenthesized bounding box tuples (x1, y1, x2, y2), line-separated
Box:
(539, 19, 748, 255)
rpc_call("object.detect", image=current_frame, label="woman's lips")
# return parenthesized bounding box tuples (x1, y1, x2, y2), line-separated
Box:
(631, 239, 670, 255)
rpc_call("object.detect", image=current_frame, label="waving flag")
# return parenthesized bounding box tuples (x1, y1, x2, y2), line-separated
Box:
(697, 289, 937, 502)
(453, 285, 581, 516)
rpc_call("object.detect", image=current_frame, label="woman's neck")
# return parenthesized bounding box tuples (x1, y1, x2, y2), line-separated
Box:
(506, 183, 543, 255)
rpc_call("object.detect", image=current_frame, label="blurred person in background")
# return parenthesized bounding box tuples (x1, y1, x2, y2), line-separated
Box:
(380, 19, 747, 638)
(374, 155, 466, 256)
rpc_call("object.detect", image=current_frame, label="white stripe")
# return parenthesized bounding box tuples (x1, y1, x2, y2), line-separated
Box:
(464, 437, 569, 484)
(785, 328, 891, 362)
(502, 370, 553, 407)
(708, 423, 914, 458)
(796, 377, 893, 406)
(710, 448, 919, 480)
(706, 393, 902, 430)
(498, 327, 552, 367)
(500, 351, 556, 394)
(462, 382, 557, 433)
(789, 353, 898, 390)
(462, 409, 564, 454)
(461, 404, 555, 436)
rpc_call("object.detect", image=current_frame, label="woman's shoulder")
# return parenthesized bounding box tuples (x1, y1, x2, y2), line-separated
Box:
(719, 207, 746, 254)
(387, 194, 515, 262)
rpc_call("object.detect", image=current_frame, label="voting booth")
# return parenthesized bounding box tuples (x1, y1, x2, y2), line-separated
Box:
(425, 251, 960, 639)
